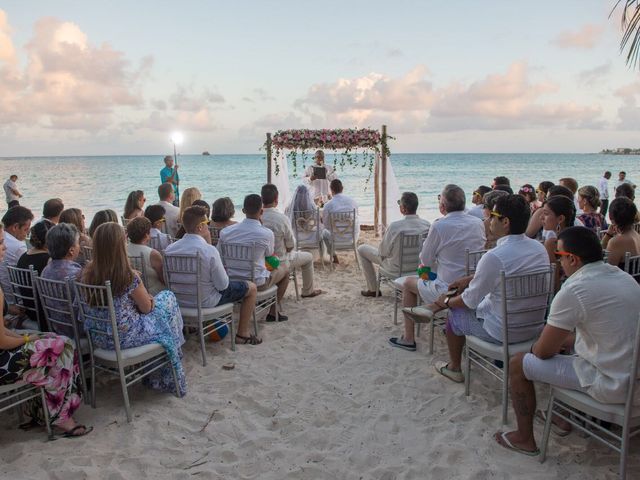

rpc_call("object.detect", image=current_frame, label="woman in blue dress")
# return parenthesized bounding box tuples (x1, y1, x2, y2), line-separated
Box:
(81, 222, 187, 396)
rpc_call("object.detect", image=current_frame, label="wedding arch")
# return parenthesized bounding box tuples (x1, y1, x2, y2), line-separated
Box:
(264, 125, 393, 234)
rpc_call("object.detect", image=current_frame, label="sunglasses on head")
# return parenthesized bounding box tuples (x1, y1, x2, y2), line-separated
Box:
(489, 210, 505, 219)
(199, 219, 210, 227)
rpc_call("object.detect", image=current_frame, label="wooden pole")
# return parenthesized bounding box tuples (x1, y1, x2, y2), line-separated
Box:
(266, 132, 273, 183)
(381, 125, 388, 230)
(374, 150, 380, 237)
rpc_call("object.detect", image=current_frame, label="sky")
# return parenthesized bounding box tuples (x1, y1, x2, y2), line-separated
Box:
(0, 0, 639, 155)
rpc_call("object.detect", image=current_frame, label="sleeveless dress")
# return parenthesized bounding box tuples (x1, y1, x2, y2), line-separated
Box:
(127, 243, 165, 295)
(84, 276, 187, 396)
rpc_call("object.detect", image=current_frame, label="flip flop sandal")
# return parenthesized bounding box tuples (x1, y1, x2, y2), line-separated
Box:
(61, 425, 93, 438)
(236, 334, 263, 345)
(534, 410, 572, 437)
(494, 431, 540, 456)
(302, 290, 324, 298)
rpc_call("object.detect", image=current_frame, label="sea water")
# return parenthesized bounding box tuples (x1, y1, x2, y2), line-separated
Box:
(1, 153, 638, 224)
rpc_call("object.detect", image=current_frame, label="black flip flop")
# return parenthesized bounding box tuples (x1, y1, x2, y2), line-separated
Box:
(62, 425, 93, 438)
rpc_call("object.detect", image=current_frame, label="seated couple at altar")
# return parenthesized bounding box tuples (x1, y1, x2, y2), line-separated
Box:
(303, 150, 337, 206)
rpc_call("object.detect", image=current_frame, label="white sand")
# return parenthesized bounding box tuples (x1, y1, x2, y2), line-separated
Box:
(1, 232, 638, 479)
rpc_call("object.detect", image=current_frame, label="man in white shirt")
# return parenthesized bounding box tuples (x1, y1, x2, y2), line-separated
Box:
(389, 185, 485, 351)
(357, 192, 430, 296)
(261, 184, 322, 298)
(321, 179, 359, 265)
(37, 198, 64, 225)
(218, 194, 290, 322)
(598, 171, 611, 217)
(304, 150, 337, 204)
(3, 175, 22, 207)
(0, 206, 34, 304)
(615, 170, 636, 189)
(495, 226, 640, 456)
(165, 206, 261, 345)
(156, 183, 181, 238)
(144, 204, 172, 251)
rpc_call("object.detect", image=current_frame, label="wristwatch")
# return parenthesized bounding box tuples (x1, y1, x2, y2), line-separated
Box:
(444, 296, 451, 307)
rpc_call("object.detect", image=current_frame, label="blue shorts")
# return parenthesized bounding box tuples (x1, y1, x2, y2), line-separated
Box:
(217, 281, 248, 305)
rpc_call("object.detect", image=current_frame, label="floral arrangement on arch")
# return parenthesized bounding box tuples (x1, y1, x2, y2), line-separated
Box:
(266, 128, 391, 185)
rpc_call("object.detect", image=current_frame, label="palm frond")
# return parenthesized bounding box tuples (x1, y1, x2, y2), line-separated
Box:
(612, 0, 640, 68)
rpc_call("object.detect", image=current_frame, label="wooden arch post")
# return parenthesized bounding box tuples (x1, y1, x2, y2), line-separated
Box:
(266, 132, 273, 183)
(381, 124, 388, 231)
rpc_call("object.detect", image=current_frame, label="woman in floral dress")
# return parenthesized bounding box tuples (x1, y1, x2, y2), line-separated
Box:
(81, 222, 187, 396)
(0, 224, 91, 437)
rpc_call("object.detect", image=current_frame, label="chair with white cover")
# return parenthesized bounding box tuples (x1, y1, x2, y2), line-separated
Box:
(81, 245, 93, 262)
(162, 252, 234, 366)
(540, 316, 640, 479)
(128, 253, 149, 289)
(35, 276, 90, 403)
(74, 280, 180, 422)
(623, 252, 640, 280)
(7, 265, 41, 331)
(378, 232, 424, 325)
(327, 209, 359, 271)
(292, 208, 324, 268)
(463, 265, 555, 425)
(218, 242, 278, 334)
(208, 225, 223, 247)
(0, 382, 52, 440)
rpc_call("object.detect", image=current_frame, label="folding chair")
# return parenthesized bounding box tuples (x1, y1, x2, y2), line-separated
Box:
(128, 253, 149, 288)
(292, 208, 324, 268)
(74, 280, 180, 422)
(162, 253, 235, 366)
(465, 248, 488, 275)
(272, 232, 299, 301)
(121, 216, 130, 227)
(7, 265, 42, 331)
(219, 242, 278, 334)
(149, 232, 173, 252)
(81, 245, 93, 262)
(0, 382, 52, 440)
(623, 252, 640, 280)
(327, 209, 359, 271)
(35, 276, 90, 404)
(540, 315, 640, 479)
(463, 265, 555, 424)
(208, 225, 223, 247)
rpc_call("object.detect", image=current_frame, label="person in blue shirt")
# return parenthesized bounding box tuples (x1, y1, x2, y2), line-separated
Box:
(160, 156, 180, 206)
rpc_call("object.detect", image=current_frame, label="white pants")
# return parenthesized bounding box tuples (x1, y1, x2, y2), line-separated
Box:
(288, 251, 315, 296)
(357, 244, 381, 291)
(523, 353, 587, 393)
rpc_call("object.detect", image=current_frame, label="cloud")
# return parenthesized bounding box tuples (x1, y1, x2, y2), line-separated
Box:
(614, 80, 640, 130)
(0, 10, 152, 131)
(552, 24, 603, 49)
(169, 85, 224, 111)
(577, 62, 612, 86)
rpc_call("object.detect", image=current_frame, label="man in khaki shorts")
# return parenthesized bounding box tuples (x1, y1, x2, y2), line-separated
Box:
(218, 194, 289, 322)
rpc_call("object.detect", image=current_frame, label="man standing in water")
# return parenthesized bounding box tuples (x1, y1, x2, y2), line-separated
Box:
(160, 156, 180, 206)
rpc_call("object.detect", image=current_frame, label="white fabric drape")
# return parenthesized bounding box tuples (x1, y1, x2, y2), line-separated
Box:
(271, 151, 291, 213)
(377, 153, 402, 230)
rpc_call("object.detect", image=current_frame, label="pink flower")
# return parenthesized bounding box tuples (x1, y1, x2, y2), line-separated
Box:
(30, 337, 65, 368)
(47, 366, 72, 390)
(59, 393, 81, 420)
(46, 389, 66, 412)
(23, 369, 46, 386)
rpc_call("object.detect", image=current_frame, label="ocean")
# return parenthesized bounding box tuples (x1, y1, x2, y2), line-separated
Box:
(1, 153, 638, 224)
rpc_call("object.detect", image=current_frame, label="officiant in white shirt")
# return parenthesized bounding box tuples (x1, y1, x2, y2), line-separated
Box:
(303, 150, 337, 204)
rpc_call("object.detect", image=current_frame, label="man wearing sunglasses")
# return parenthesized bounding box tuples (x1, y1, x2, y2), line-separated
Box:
(469, 186, 491, 219)
(496, 226, 640, 456)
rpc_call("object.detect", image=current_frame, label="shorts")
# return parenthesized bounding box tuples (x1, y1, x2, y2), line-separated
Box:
(416, 278, 448, 304)
(217, 280, 248, 305)
(445, 307, 500, 344)
(522, 353, 587, 393)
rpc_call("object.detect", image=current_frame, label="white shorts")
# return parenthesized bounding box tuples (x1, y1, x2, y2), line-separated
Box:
(416, 278, 448, 304)
(522, 353, 587, 393)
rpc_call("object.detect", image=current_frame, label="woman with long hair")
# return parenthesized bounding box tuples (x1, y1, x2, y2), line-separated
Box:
(577, 185, 607, 232)
(518, 184, 539, 212)
(82, 222, 187, 396)
(88, 209, 118, 238)
(0, 224, 91, 437)
(603, 197, 640, 269)
(123, 190, 145, 220)
(285, 185, 320, 246)
(178, 187, 202, 224)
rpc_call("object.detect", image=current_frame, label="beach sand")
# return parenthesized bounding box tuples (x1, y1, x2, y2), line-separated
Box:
(1, 231, 637, 479)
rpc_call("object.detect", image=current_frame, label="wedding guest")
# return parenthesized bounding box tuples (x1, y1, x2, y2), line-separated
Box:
(577, 185, 607, 232)
(41, 223, 84, 337)
(192, 199, 210, 219)
(358, 192, 430, 296)
(123, 190, 145, 220)
(3, 175, 22, 207)
(285, 185, 322, 247)
(304, 150, 337, 204)
(494, 184, 514, 194)
(144, 204, 172, 251)
(615, 170, 636, 189)
(160, 155, 180, 206)
(261, 184, 322, 298)
(602, 197, 640, 269)
(482, 190, 508, 249)
(0, 223, 91, 438)
(615, 182, 636, 201)
(156, 183, 180, 238)
(598, 171, 611, 217)
(211, 197, 237, 229)
(518, 184, 539, 212)
(37, 198, 64, 225)
(389, 185, 485, 351)
(542, 195, 576, 264)
(218, 195, 289, 322)
(165, 206, 260, 345)
(0, 206, 33, 304)
(59, 208, 92, 265)
(495, 227, 640, 456)
(526, 184, 575, 239)
(469, 186, 491, 219)
(88, 209, 118, 238)
(559, 177, 581, 214)
(126, 217, 165, 296)
(491, 176, 510, 188)
(178, 187, 202, 224)
(321, 179, 359, 264)
(82, 222, 187, 396)
(536, 181, 554, 204)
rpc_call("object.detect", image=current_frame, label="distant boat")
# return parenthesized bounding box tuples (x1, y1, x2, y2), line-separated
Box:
(202, 151, 211, 156)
